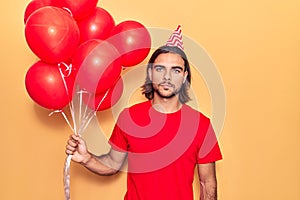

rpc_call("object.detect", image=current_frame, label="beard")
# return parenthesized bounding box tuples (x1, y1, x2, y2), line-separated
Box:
(153, 82, 181, 99)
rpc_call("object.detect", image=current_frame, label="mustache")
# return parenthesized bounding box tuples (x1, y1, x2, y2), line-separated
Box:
(158, 82, 175, 88)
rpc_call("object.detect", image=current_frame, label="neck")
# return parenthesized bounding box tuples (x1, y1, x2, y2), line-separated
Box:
(152, 94, 182, 113)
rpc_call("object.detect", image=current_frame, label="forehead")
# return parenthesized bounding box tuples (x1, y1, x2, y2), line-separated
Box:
(153, 52, 185, 66)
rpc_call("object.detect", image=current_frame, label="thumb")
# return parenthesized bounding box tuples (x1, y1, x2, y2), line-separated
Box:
(76, 136, 88, 154)
(77, 136, 86, 146)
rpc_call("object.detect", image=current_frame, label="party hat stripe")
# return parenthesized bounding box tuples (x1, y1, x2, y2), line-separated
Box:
(166, 37, 184, 49)
(166, 25, 184, 50)
(173, 41, 184, 49)
(167, 38, 183, 47)
(167, 34, 182, 42)
(167, 36, 183, 44)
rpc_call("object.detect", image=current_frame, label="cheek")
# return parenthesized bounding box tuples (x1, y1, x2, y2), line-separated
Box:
(151, 78, 160, 85)
(151, 73, 163, 83)
(173, 76, 185, 84)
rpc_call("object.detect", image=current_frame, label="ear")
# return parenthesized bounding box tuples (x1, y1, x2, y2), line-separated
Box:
(148, 67, 152, 81)
(183, 71, 188, 83)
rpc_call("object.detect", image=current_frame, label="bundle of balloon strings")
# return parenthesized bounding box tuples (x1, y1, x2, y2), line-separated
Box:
(50, 63, 109, 200)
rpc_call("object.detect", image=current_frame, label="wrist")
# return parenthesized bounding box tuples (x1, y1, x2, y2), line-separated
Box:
(81, 152, 92, 166)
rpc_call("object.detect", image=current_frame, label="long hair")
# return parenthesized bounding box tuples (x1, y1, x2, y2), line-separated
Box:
(141, 45, 192, 104)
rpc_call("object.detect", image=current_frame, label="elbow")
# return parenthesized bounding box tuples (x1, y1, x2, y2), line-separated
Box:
(104, 167, 121, 176)
(200, 178, 217, 189)
(200, 178, 218, 199)
(100, 156, 123, 176)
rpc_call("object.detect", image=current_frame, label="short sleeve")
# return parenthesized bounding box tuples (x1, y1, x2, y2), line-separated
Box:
(108, 111, 128, 152)
(197, 122, 223, 164)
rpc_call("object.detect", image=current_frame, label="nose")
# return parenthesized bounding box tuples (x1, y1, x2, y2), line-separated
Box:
(163, 69, 171, 81)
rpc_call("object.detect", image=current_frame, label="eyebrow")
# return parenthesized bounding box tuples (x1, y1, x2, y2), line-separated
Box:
(153, 65, 184, 71)
(172, 66, 184, 71)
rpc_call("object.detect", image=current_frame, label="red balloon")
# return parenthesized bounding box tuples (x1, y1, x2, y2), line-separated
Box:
(24, 0, 53, 24)
(72, 39, 122, 94)
(25, 61, 75, 110)
(71, 39, 100, 76)
(52, 0, 99, 20)
(25, 6, 80, 64)
(77, 7, 115, 44)
(84, 77, 123, 111)
(109, 20, 151, 67)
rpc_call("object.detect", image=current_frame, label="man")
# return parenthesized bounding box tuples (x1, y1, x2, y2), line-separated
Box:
(66, 26, 222, 200)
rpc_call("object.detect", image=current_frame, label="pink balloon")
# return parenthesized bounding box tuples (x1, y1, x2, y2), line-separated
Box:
(72, 39, 122, 94)
(52, 0, 99, 20)
(25, 6, 80, 64)
(77, 7, 115, 44)
(25, 61, 74, 110)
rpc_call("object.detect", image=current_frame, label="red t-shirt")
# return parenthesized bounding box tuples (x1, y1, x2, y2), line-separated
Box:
(109, 101, 222, 200)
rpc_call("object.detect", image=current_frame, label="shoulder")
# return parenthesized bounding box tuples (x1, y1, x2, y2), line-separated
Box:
(119, 101, 150, 113)
(128, 100, 151, 112)
(183, 104, 210, 120)
(182, 104, 211, 125)
(118, 101, 151, 119)
(117, 101, 151, 126)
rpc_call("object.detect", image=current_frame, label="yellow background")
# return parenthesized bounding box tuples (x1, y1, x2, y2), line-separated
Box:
(1, 0, 300, 199)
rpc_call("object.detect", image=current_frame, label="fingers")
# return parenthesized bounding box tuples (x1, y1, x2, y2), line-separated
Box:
(70, 134, 80, 143)
(65, 134, 80, 155)
(65, 148, 75, 155)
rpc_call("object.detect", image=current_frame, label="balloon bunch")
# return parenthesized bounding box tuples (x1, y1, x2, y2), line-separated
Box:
(23, 0, 151, 199)
(24, 0, 151, 111)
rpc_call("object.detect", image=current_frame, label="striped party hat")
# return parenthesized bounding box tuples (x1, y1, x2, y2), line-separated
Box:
(166, 25, 184, 50)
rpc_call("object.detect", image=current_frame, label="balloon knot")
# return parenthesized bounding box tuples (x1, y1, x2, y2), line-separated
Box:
(58, 62, 72, 77)
(49, 109, 63, 117)
(62, 7, 73, 17)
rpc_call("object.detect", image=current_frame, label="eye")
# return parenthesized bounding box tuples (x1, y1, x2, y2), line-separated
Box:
(172, 68, 182, 74)
(154, 65, 164, 72)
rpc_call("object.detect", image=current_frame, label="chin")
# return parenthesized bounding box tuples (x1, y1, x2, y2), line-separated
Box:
(156, 90, 176, 99)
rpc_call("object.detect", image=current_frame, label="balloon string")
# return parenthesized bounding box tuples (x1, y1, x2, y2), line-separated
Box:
(76, 89, 88, 131)
(62, 104, 75, 200)
(70, 102, 78, 135)
(57, 63, 78, 136)
(57, 64, 74, 200)
(62, 91, 109, 200)
(56, 63, 109, 200)
(64, 154, 72, 200)
(49, 109, 74, 200)
(62, 104, 76, 200)
(80, 89, 110, 134)
(82, 91, 91, 123)
(58, 62, 72, 78)
(62, 88, 108, 200)
(49, 110, 74, 132)
(96, 89, 110, 111)
(79, 91, 82, 126)
(58, 63, 72, 99)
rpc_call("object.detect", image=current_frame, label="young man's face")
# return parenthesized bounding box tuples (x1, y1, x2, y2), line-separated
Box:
(148, 52, 188, 99)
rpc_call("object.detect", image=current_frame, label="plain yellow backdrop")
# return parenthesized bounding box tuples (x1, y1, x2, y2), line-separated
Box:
(1, 0, 300, 199)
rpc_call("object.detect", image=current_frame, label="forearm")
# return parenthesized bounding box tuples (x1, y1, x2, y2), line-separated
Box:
(81, 153, 121, 176)
(200, 180, 217, 200)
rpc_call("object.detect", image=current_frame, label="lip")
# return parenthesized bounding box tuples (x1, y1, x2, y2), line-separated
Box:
(159, 83, 173, 88)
